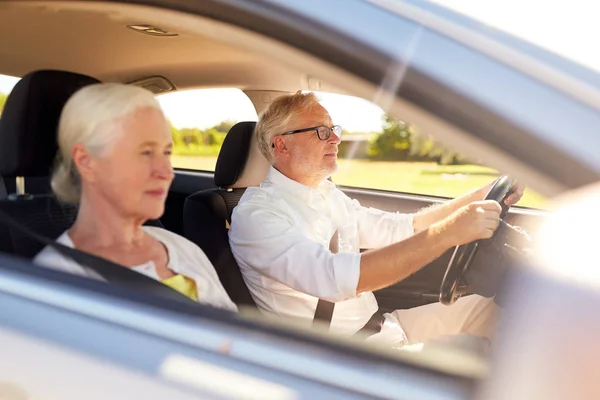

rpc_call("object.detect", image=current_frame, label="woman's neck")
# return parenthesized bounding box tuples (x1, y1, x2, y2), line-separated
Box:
(69, 194, 147, 249)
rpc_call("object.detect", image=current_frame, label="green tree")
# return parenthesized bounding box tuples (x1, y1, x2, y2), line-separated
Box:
(369, 114, 471, 164)
(212, 120, 236, 134)
(179, 128, 202, 145)
(409, 131, 470, 165)
(367, 115, 413, 161)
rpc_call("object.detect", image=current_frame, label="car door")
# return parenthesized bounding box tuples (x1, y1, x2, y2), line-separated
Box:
(0, 255, 478, 400)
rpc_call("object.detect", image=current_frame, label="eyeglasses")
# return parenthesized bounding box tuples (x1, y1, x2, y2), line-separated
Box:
(272, 125, 342, 147)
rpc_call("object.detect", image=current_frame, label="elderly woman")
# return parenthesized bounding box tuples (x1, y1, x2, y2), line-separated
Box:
(34, 83, 236, 312)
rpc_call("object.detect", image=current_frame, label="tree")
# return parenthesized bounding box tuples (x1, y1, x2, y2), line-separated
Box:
(409, 131, 470, 165)
(212, 120, 236, 134)
(368, 114, 471, 164)
(367, 115, 413, 161)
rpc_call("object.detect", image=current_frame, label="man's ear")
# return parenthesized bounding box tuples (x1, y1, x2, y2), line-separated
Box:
(272, 136, 289, 155)
(72, 144, 97, 183)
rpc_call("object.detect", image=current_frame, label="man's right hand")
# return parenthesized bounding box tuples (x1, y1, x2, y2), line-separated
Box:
(358, 200, 502, 294)
(441, 200, 502, 246)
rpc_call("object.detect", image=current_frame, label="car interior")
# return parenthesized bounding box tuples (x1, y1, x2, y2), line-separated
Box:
(0, 2, 550, 314)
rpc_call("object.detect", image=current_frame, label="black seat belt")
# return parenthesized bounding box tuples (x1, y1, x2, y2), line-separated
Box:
(0, 209, 197, 305)
(312, 230, 385, 335)
(313, 230, 338, 328)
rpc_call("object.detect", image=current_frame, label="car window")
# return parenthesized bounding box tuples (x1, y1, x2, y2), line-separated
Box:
(314, 91, 548, 209)
(157, 88, 258, 172)
(0, 74, 19, 115)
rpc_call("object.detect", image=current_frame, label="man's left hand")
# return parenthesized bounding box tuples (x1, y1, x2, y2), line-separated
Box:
(480, 180, 525, 207)
(503, 184, 525, 207)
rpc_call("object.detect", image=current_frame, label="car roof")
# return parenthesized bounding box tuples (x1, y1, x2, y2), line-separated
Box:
(1, 0, 599, 196)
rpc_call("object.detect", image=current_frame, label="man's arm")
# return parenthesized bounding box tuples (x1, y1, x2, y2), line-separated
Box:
(412, 185, 488, 233)
(230, 197, 501, 300)
(357, 200, 501, 293)
(412, 180, 525, 233)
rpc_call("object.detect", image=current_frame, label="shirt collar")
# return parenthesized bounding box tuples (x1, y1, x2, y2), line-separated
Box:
(265, 166, 336, 198)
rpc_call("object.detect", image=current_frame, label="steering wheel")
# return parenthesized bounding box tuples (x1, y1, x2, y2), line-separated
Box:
(439, 175, 518, 305)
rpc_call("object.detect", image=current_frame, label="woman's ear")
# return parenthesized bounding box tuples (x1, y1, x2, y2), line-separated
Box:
(71, 144, 96, 183)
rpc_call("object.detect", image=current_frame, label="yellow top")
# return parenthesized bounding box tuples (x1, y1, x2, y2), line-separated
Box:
(161, 274, 199, 301)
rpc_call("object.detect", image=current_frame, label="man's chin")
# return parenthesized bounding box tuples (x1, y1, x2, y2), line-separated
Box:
(330, 161, 338, 175)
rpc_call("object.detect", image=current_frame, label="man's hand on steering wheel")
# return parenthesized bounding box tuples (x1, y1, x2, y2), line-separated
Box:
(441, 201, 503, 246)
(503, 184, 524, 207)
(439, 176, 520, 305)
(482, 180, 525, 207)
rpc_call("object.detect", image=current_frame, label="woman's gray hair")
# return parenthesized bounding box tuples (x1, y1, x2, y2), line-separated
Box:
(52, 83, 163, 203)
(255, 91, 321, 163)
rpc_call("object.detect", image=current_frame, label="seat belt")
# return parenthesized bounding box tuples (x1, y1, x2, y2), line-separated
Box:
(0, 209, 198, 305)
(312, 230, 338, 328)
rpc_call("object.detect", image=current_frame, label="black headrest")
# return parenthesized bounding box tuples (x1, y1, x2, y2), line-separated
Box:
(0, 70, 100, 177)
(0, 176, 6, 200)
(214, 121, 256, 187)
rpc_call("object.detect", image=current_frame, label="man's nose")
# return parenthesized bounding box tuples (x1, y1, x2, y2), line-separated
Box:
(329, 131, 341, 145)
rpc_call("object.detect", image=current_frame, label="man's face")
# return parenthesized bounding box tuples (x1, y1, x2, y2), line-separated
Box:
(276, 104, 341, 183)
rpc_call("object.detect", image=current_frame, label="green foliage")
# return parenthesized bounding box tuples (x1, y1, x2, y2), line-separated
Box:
(171, 122, 230, 157)
(170, 113, 469, 164)
(367, 115, 470, 164)
(367, 115, 413, 160)
(0, 92, 7, 115)
(212, 120, 236, 134)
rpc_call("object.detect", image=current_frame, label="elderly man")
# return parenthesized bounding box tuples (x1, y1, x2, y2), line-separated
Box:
(229, 92, 522, 346)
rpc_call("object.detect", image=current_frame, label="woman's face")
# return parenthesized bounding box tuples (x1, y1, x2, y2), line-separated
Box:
(79, 107, 175, 221)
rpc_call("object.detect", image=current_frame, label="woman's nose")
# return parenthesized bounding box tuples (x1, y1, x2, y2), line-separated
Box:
(154, 157, 174, 180)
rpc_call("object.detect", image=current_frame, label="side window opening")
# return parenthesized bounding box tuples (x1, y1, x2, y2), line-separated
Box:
(157, 88, 258, 172)
(0, 74, 20, 116)
(312, 91, 547, 209)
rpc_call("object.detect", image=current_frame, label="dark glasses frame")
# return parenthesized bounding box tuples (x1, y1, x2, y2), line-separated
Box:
(271, 125, 342, 147)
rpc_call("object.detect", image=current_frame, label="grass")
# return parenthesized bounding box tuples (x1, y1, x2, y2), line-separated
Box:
(171, 155, 548, 209)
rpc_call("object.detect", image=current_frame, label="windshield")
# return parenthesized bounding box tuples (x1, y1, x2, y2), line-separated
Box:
(427, 0, 596, 71)
(389, 0, 600, 92)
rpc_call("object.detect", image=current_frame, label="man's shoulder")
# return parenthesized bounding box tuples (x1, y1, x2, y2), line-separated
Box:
(232, 185, 294, 225)
(237, 185, 284, 209)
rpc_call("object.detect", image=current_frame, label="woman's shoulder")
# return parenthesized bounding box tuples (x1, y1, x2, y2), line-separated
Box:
(33, 231, 104, 279)
(33, 230, 73, 264)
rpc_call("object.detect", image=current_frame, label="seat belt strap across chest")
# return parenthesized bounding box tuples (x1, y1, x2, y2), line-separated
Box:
(312, 230, 338, 328)
(0, 209, 197, 305)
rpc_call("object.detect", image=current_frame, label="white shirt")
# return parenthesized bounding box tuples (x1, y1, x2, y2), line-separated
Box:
(229, 166, 414, 335)
(34, 226, 238, 312)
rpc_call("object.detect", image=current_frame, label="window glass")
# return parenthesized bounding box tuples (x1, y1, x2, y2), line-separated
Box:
(157, 88, 258, 172)
(0, 74, 20, 115)
(315, 91, 547, 209)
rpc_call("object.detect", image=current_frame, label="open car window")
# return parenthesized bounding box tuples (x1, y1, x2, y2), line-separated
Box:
(310, 91, 548, 209)
(157, 88, 258, 172)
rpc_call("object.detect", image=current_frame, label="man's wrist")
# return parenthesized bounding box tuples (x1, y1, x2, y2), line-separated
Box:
(427, 219, 458, 249)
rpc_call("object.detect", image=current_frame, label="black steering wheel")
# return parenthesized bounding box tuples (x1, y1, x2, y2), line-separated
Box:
(439, 176, 518, 305)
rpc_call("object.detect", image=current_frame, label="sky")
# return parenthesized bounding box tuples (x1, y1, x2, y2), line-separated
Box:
(1, 0, 598, 132)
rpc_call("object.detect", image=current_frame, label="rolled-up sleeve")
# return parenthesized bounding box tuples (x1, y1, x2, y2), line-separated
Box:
(230, 203, 361, 301)
(350, 198, 415, 249)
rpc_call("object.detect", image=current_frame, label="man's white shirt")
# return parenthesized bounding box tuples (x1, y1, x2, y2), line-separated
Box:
(229, 166, 414, 335)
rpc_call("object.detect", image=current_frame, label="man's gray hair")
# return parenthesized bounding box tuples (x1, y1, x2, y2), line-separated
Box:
(255, 91, 321, 163)
(52, 83, 163, 203)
